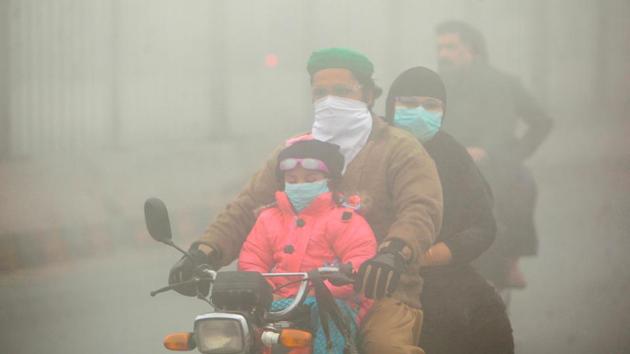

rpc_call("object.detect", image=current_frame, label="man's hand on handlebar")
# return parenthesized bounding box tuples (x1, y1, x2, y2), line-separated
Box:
(168, 246, 220, 297)
(355, 239, 409, 299)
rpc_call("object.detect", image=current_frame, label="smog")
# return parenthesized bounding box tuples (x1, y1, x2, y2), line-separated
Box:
(0, 1, 629, 353)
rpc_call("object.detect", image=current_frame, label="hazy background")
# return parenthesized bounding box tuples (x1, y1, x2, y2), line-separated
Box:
(0, 1, 629, 353)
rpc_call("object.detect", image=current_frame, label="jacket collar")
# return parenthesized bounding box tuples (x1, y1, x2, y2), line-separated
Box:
(367, 115, 388, 141)
(275, 190, 334, 216)
(340, 115, 387, 175)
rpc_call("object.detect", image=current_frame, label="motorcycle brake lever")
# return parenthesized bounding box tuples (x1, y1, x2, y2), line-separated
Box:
(149, 278, 201, 297)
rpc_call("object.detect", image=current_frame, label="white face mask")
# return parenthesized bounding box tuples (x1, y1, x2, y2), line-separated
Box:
(311, 96, 373, 171)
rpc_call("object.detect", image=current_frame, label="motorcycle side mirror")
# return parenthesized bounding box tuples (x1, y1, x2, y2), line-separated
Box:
(144, 197, 174, 245)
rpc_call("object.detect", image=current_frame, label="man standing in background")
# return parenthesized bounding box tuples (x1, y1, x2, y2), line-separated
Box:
(434, 21, 553, 290)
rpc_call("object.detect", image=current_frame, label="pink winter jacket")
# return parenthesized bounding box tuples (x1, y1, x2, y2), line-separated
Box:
(238, 191, 377, 308)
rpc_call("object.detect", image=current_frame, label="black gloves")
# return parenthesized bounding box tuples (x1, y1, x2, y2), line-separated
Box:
(355, 240, 408, 299)
(168, 248, 219, 297)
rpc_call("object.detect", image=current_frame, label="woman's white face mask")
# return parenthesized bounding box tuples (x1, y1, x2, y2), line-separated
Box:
(311, 96, 373, 171)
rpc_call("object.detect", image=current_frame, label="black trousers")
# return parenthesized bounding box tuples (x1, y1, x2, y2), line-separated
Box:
(419, 266, 514, 354)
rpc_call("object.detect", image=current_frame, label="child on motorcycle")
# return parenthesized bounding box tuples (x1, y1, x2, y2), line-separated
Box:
(238, 137, 377, 354)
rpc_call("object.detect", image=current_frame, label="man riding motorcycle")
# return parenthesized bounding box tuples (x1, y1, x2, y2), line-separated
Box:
(169, 47, 443, 354)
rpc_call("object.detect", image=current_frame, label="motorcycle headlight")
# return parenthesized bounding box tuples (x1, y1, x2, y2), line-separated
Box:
(194, 313, 250, 354)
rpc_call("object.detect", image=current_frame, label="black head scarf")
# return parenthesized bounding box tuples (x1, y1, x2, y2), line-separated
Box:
(385, 66, 447, 123)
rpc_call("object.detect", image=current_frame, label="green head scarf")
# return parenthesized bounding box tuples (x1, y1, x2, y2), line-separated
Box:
(307, 47, 374, 82)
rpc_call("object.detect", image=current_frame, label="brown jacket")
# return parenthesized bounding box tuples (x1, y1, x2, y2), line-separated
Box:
(194, 116, 443, 307)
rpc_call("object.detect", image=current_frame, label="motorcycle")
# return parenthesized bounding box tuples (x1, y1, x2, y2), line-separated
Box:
(144, 197, 357, 354)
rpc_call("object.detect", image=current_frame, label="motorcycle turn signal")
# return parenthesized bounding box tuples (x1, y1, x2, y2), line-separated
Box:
(163, 332, 195, 351)
(261, 329, 312, 349)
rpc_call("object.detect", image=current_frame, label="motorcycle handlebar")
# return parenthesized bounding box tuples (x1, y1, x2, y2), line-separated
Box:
(151, 265, 353, 320)
(264, 265, 354, 321)
(150, 268, 217, 297)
